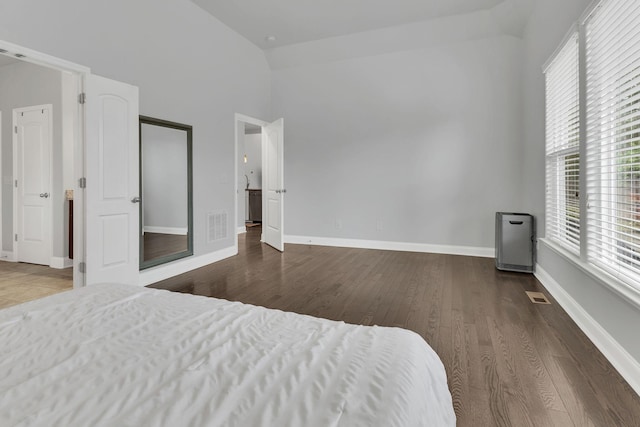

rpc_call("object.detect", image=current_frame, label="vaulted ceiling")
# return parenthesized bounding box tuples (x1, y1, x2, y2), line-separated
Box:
(192, 0, 522, 49)
(0, 54, 19, 67)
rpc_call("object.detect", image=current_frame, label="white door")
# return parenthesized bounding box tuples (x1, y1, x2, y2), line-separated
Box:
(84, 75, 139, 285)
(263, 118, 285, 251)
(14, 105, 52, 265)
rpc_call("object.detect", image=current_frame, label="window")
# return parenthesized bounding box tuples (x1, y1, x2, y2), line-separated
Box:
(585, 0, 640, 286)
(545, 33, 580, 253)
(545, 0, 640, 293)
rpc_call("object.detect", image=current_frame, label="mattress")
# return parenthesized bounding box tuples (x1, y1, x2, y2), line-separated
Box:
(0, 284, 455, 426)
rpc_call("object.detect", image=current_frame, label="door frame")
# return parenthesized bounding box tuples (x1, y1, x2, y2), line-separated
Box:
(234, 113, 268, 249)
(234, 114, 286, 251)
(12, 104, 54, 265)
(0, 110, 2, 255)
(0, 40, 89, 287)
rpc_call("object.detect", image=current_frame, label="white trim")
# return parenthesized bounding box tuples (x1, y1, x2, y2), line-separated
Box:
(235, 114, 268, 127)
(542, 23, 578, 72)
(1, 251, 16, 262)
(535, 264, 640, 397)
(0, 40, 90, 74)
(0, 110, 2, 252)
(579, 0, 605, 25)
(139, 245, 238, 286)
(237, 226, 247, 234)
(72, 72, 85, 288)
(284, 235, 494, 258)
(143, 226, 187, 235)
(50, 256, 73, 269)
(540, 238, 640, 309)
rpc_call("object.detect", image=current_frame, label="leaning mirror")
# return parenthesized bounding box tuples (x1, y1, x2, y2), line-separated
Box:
(139, 116, 193, 269)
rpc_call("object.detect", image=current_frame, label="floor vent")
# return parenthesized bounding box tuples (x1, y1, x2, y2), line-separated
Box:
(207, 211, 228, 242)
(526, 291, 551, 305)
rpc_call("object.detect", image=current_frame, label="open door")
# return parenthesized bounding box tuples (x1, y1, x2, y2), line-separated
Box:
(84, 75, 140, 285)
(263, 118, 285, 252)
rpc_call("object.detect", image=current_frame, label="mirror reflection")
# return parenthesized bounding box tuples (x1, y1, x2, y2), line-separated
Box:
(139, 116, 193, 269)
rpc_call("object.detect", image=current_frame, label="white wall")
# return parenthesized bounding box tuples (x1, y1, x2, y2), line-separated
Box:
(244, 133, 262, 190)
(0, 61, 67, 258)
(522, 0, 640, 390)
(237, 130, 263, 227)
(0, 0, 270, 261)
(270, 16, 524, 251)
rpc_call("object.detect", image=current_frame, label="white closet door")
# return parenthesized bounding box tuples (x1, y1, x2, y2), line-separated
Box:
(15, 106, 52, 265)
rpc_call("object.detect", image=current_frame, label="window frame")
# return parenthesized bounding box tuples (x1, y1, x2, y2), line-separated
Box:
(542, 0, 640, 307)
(584, 0, 640, 292)
(544, 32, 581, 254)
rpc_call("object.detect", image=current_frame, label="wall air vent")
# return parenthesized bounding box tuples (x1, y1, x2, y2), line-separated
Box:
(207, 211, 228, 242)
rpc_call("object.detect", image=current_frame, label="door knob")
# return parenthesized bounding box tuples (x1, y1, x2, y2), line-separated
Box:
(131, 196, 141, 203)
(39, 193, 49, 198)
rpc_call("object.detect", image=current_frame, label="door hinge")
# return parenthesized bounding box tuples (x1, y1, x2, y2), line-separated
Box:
(78, 92, 86, 104)
(14, 125, 17, 134)
(14, 180, 17, 188)
(79, 177, 86, 188)
(79, 262, 86, 273)
(14, 234, 17, 242)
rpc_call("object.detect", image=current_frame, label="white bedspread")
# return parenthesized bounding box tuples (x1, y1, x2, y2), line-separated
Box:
(0, 284, 455, 426)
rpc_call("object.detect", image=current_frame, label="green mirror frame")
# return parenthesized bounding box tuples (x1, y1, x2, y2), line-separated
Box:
(139, 115, 193, 270)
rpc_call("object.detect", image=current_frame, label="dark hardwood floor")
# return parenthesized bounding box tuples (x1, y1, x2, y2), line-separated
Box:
(149, 226, 640, 426)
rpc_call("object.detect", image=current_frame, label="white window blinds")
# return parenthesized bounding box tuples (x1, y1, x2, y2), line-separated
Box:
(545, 33, 580, 252)
(585, 0, 640, 285)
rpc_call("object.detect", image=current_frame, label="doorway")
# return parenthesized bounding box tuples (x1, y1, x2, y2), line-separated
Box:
(234, 114, 285, 252)
(242, 123, 262, 230)
(235, 114, 266, 244)
(0, 40, 86, 290)
(1, 40, 142, 290)
(0, 65, 73, 301)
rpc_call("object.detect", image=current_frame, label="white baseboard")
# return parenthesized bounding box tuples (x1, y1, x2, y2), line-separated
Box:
(139, 245, 238, 287)
(50, 257, 73, 269)
(535, 265, 640, 397)
(284, 235, 494, 258)
(143, 226, 187, 235)
(0, 251, 16, 262)
(237, 226, 247, 234)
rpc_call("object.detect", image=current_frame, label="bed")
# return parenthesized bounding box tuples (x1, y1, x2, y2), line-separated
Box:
(0, 284, 455, 426)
